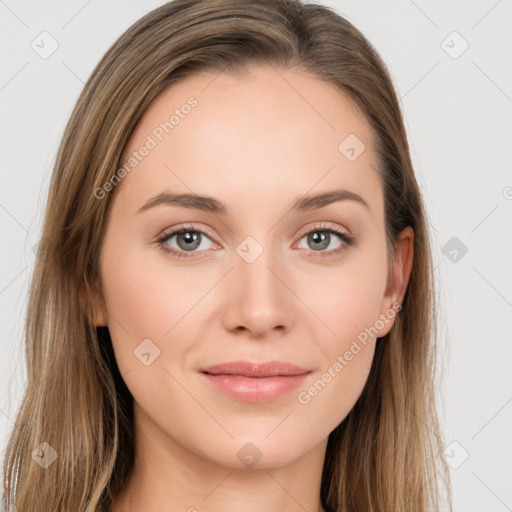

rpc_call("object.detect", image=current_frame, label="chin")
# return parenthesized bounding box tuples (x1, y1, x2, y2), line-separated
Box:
(192, 433, 319, 470)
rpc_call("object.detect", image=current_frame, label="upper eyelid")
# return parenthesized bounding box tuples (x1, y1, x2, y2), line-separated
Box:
(157, 222, 351, 246)
(297, 223, 351, 238)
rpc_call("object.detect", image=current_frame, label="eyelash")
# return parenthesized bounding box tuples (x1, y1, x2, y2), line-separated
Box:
(155, 222, 355, 259)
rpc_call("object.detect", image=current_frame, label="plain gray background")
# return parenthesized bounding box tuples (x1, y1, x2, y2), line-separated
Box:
(1, 1, 511, 510)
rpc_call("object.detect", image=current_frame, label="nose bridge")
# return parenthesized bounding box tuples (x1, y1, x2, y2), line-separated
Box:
(236, 234, 284, 303)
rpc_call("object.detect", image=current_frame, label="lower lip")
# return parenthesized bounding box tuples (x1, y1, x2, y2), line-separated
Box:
(200, 372, 310, 403)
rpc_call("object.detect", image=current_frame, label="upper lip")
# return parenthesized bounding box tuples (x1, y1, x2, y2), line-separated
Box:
(200, 360, 311, 378)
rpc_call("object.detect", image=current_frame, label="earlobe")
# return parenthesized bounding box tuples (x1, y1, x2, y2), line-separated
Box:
(393, 226, 414, 306)
(377, 226, 414, 337)
(386, 226, 414, 305)
(80, 278, 108, 327)
(90, 290, 109, 327)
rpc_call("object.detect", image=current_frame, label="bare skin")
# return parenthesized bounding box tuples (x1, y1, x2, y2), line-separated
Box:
(91, 65, 413, 512)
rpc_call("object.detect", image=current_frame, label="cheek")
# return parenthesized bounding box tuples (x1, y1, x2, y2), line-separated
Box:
(292, 283, 380, 442)
(99, 239, 187, 372)
(302, 251, 388, 342)
(99, 241, 221, 384)
(298, 336, 376, 440)
(297, 251, 386, 412)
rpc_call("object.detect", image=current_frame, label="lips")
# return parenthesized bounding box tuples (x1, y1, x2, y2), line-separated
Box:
(200, 360, 310, 377)
(199, 360, 311, 403)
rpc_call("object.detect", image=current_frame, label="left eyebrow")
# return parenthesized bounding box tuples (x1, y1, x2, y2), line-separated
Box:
(135, 188, 369, 216)
(291, 189, 369, 212)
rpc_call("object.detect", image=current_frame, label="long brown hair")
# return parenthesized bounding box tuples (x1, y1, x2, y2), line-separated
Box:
(2, 0, 452, 510)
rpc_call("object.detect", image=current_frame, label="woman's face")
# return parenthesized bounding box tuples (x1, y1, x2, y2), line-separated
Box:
(93, 65, 410, 469)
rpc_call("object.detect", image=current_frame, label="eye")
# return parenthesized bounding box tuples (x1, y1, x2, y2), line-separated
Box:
(155, 222, 355, 259)
(296, 223, 355, 257)
(156, 224, 217, 258)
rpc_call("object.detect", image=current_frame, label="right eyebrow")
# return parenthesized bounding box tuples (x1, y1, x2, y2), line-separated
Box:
(136, 192, 227, 215)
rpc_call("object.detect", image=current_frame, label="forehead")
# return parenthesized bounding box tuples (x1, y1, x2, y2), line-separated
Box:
(114, 65, 382, 219)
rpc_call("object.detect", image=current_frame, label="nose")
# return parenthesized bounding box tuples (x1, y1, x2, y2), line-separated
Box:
(220, 245, 294, 338)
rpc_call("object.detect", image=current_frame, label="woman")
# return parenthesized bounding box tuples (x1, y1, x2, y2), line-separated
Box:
(2, 0, 452, 510)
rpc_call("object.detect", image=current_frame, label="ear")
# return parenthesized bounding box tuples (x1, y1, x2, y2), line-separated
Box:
(376, 226, 414, 337)
(80, 276, 108, 327)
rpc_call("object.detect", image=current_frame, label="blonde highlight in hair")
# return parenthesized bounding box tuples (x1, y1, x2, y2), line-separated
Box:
(3, 1, 452, 510)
